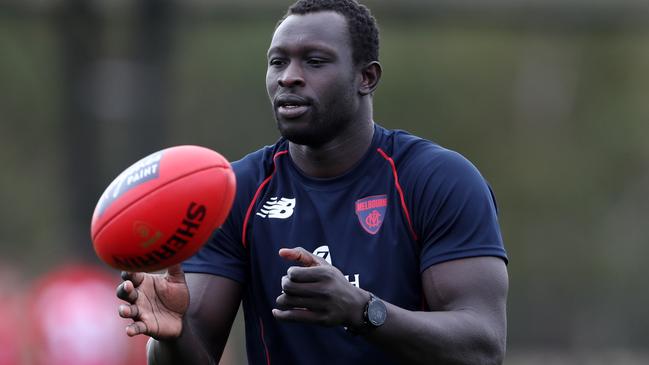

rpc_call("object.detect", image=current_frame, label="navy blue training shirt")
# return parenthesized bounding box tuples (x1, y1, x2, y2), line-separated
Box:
(183, 124, 508, 364)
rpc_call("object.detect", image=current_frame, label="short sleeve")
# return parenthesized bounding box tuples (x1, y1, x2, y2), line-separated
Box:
(181, 208, 248, 284)
(181, 159, 254, 284)
(406, 148, 507, 272)
(181, 143, 283, 284)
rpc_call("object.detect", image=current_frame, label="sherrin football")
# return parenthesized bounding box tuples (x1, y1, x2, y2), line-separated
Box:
(90, 145, 236, 272)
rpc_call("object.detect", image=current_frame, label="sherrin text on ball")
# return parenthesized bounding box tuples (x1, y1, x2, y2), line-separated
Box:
(91, 145, 236, 272)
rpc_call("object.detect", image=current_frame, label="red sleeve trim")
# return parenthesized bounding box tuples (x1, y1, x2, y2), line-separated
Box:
(242, 150, 288, 248)
(376, 148, 419, 241)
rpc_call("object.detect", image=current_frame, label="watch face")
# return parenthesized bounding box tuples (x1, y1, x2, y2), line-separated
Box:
(367, 299, 387, 326)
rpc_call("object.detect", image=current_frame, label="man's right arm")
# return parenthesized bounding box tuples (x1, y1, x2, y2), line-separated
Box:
(147, 273, 242, 364)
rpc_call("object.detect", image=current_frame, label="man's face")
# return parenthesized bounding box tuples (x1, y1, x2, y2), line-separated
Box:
(266, 11, 359, 147)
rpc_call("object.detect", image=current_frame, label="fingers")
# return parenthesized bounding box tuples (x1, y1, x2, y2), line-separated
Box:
(119, 305, 150, 337)
(118, 300, 147, 337)
(125, 321, 149, 337)
(121, 271, 145, 287)
(276, 293, 325, 311)
(118, 304, 140, 319)
(116, 280, 138, 303)
(286, 265, 332, 283)
(281, 273, 328, 294)
(272, 308, 322, 324)
(279, 247, 327, 267)
(275, 247, 345, 326)
(277, 274, 329, 311)
(117, 276, 145, 337)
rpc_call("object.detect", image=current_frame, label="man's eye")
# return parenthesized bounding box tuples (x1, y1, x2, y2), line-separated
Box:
(269, 59, 285, 66)
(307, 58, 326, 66)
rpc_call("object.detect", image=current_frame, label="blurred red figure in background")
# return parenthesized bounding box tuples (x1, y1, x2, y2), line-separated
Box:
(27, 264, 147, 365)
(0, 264, 24, 365)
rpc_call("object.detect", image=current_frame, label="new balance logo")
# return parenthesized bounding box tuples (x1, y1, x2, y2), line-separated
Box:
(256, 197, 296, 219)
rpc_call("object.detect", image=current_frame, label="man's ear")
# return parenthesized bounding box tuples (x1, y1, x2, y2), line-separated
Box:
(358, 61, 382, 96)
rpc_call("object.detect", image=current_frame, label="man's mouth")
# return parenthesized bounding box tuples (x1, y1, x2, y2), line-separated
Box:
(275, 95, 311, 119)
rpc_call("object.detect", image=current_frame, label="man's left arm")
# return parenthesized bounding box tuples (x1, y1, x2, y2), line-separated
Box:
(274, 248, 508, 365)
(363, 256, 508, 365)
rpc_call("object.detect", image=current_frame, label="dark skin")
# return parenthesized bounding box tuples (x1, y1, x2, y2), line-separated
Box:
(117, 11, 508, 365)
(266, 11, 378, 177)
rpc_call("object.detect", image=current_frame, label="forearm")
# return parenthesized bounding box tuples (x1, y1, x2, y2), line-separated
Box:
(363, 302, 506, 365)
(147, 318, 218, 365)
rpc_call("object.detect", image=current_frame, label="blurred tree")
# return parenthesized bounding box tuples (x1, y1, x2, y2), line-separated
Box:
(57, 0, 104, 257)
(57, 0, 176, 254)
(129, 0, 175, 156)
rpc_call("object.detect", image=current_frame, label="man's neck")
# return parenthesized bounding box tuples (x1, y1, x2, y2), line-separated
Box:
(288, 120, 375, 179)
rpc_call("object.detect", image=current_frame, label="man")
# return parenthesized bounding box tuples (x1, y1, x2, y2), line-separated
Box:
(117, 0, 509, 364)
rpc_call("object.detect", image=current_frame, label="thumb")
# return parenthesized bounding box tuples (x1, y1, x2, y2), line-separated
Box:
(165, 264, 186, 284)
(278, 247, 327, 267)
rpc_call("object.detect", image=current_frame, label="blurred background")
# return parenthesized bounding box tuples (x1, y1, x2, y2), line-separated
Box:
(1, 0, 648, 364)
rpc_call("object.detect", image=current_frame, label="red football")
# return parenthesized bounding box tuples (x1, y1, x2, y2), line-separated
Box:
(90, 145, 236, 272)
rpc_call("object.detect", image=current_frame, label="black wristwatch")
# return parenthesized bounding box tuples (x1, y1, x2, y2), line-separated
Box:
(346, 292, 387, 335)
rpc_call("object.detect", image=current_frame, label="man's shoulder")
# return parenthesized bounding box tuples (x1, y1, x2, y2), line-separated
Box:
(377, 125, 487, 190)
(378, 126, 466, 170)
(232, 138, 288, 175)
(229, 138, 289, 197)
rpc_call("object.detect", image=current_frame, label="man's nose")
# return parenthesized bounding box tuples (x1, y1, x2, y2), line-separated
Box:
(278, 62, 305, 88)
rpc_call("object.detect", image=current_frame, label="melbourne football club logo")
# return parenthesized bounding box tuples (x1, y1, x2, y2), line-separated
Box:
(256, 197, 296, 219)
(355, 195, 387, 235)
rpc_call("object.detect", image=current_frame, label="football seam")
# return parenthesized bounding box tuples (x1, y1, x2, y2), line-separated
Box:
(92, 164, 232, 242)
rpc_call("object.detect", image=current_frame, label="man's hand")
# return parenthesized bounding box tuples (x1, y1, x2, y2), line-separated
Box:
(272, 247, 369, 328)
(116, 264, 189, 340)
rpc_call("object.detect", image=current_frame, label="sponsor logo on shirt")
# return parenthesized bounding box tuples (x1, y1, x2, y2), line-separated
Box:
(313, 245, 332, 265)
(256, 197, 296, 219)
(355, 195, 387, 235)
(311, 245, 360, 288)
